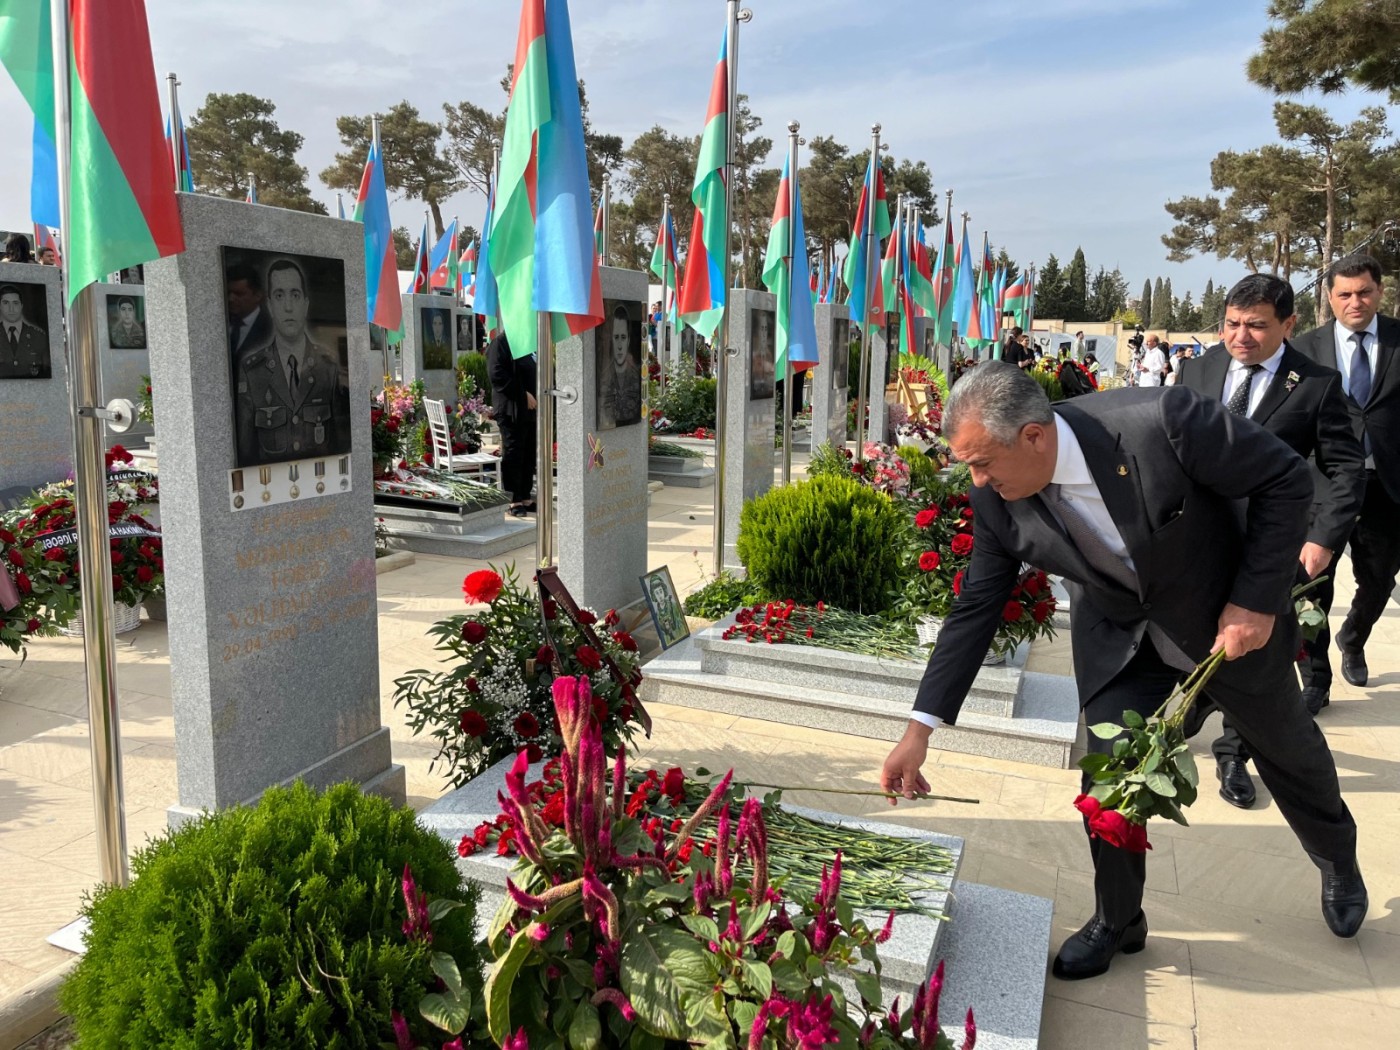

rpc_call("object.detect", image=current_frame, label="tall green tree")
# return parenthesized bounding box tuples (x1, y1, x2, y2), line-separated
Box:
(1064, 247, 1089, 319)
(392, 226, 414, 270)
(1153, 278, 1174, 327)
(620, 125, 699, 262)
(321, 101, 463, 238)
(1151, 278, 1165, 325)
(1174, 290, 1203, 330)
(1034, 254, 1068, 319)
(731, 95, 775, 290)
(1140, 278, 1153, 328)
(1248, 0, 1400, 95)
(185, 93, 325, 214)
(1088, 267, 1128, 322)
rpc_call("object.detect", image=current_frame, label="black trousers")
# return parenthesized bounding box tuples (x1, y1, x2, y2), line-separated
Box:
(1336, 472, 1400, 655)
(1081, 638, 1357, 931)
(497, 411, 536, 503)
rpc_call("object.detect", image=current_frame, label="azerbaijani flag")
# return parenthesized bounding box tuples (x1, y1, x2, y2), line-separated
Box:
(337, 193, 345, 220)
(933, 214, 955, 344)
(841, 152, 890, 326)
(165, 91, 193, 193)
(475, 181, 500, 333)
(0, 2, 60, 230)
(351, 137, 401, 330)
(1002, 272, 1028, 330)
(911, 224, 936, 318)
(649, 206, 682, 323)
(459, 237, 477, 296)
(677, 29, 729, 342)
(951, 221, 977, 345)
(33, 223, 59, 264)
(429, 218, 458, 290)
(408, 217, 430, 294)
(593, 195, 605, 260)
(760, 153, 819, 374)
(878, 207, 900, 327)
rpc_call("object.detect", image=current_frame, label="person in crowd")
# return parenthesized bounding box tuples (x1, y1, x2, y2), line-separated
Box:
(37, 246, 57, 266)
(1178, 273, 1365, 807)
(1136, 335, 1167, 387)
(880, 361, 1365, 982)
(4, 232, 34, 264)
(1289, 254, 1400, 695)
(1073, 330, 1087, 360)
(486, 331, 538, 516)
(226, 261, 271, 360)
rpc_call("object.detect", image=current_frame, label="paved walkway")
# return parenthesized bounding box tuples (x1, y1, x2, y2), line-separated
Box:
(2, 466, 1398, 1049)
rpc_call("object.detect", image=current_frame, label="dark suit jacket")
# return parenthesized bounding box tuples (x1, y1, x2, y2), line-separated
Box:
(914, 387, 1313, 724)
(1178, 343, 1364, 553)
(230, 306, 273, 361)
(0, 320, 50, 379)
(486, 333, 537, 424)
(1290, 315, 1400, 503)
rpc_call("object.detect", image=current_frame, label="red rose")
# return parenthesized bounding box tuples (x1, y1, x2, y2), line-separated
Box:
(109, 552, 125, 567)
(44, 548, 65, 562)
(576, 609, 598, 626)
(914, 508, 939, 528)
(462, 569, 504, 604)
(1074, 794, 1151, 853)
(461, 621, 488, 644)
(575, 644, 602, 670)
(0, 527, 14, 544)
(662, 767, 686, 804)
(918, 551, 941, 572)
(1002, 600, 1024, 622)
(6, 548, 22, 567)
(15, 572, 31, 595)
(961, 508, 974, 521)
(612, 630, 638, 652)
(112, 574, 124, 591)
(466, 676, 480, 694)
(952, 571, 964, 596)
(535, 645, 555, 665)
(513, 712, 540, 738)
(136, 565, 154, 584)
(950, 534, 974, 557)
(525, 743, 543, 763)
(1032, 600, 1054, 623)
(459, 710, 489, 737)
(26, 618, 40, 633)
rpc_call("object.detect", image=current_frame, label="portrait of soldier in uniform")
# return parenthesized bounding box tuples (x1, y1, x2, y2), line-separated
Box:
(421, 307, 453, 369)
(106, 294, 147, 349)
(597, 300, 642, 431)
(226, 250, 350, 469)
(750, 307, 776, 401)
(0, 282, 51, 380)
(641, 567, 689, 650)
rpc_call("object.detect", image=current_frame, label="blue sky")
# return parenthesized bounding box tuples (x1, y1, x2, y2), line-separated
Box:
(1, 0, 1390, 305)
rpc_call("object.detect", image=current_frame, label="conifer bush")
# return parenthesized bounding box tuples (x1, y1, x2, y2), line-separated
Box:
(60, 782, 484, 1049)
(736, 475, 905, 613)
(896, 444, 941, 493)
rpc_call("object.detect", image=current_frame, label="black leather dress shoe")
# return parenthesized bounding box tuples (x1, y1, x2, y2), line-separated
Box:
(1321, 872, 1368, 938)
(1341, 651, 1368, 687)
(1216, 759, 1256, 808)
(1302, 686, 1331, 716)
(1051, 911, 1148, 980)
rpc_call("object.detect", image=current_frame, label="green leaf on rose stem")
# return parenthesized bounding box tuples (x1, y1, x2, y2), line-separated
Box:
(1144, 772, 1177, 797)
(430, 951, 466, 1000)
(1078, 753, 1112, 773)
(1173, 749, 1199, 788)
(1159, 798, 1191, 826)
(1122, 709, 1146, 730)
(853, 968, 883, 1009)
(1125, 773, 1147, 785)
(1088, 722, 1124, 740)
(420, 991, 472, 1035)
(1113, 738, 1131, 758)
(774, 930, 797, 958)
(1091, 768, 1119, 784)
(568, 999, 602, 1050)
(484, 927, 532, 1044)
(1177, 779, 1198, 808)
(620, 924, 725, 1042)
(741, 958, 774, 1000)
(681, 914, 720, 942)
(1143, 751, 1162, 774)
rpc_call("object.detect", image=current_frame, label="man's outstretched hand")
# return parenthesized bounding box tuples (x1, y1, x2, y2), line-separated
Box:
(880, 722, 933, 805)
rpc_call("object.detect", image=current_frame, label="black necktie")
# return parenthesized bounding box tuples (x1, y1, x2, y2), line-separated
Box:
(288, 354, 300, 392)
(1225, 363, 1263, 416)
(6, 327, 17, 355)
(1349, 331, 1371, 406)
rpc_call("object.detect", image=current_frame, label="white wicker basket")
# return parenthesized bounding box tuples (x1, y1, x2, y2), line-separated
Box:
(981, 646, 1007, 666)
(59, 601, 143, 638)
(915, 616, 943, 646)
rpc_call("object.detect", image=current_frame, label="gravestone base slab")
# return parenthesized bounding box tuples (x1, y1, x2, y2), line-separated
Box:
(376, 501, 533, 558)
(648, 454, 715, 488)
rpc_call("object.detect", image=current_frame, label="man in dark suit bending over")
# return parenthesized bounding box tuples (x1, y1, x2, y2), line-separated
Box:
(1289, 254, 1400, 692)
(880, 362, 1365, 980)
(1178, 274, 1365, 808)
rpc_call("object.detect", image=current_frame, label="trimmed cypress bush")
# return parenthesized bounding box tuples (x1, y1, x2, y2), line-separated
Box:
(736, 476, 905, 613)
(896, 445, 941, 494)
(60, 781, 484, 1049)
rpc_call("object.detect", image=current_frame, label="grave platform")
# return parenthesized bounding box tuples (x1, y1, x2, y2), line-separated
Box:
(375, 499, 533, 558)
(419, 757, 1050, 1049)
(639, 615, 1079, 768)
(647, 453, 715, 488)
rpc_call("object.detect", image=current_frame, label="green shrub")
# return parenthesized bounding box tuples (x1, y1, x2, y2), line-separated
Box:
(456, 351, 491, 404)
(61, 782, 484, 1050)
(652, 366, 717, 432)
(807, 440, 855, 481)
(737, 476, 905, 613)
(897, 445, 941, 493)
(683, 570, 765, 619)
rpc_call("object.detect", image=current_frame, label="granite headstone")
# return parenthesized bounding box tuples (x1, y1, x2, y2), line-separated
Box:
(721, 288, 777, 569)
(402, 292, 458, 404)
(145, 193, 403, 823)
(862, 322, 891, 445)
(809, 303, 849, 453)
(556, 267, 650, 614)
(0, 261, 69, 505)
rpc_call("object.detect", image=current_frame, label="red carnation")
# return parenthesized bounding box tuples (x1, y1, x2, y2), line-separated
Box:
(458, 837, 478, 858)
(575, 644, 602, 670)
(462, 569, 504, 604)
(662, 767, 686, 805)
(15, 572, 31, 595)
(612, 630, 638, 652)
(1003, 600, 1024, 622)
(27, 618, 41, 633)
(918, 551, 941, 572)
(950, 534, 974, 557)
(1074, 794, 1151, 853)
(136, 565, 154, 584)
(513, 712, 540, 739)
(540, 793, 566, 825)
(914, 508, 939, 528)
(461, 621, 488, 644)
(459, 710, 489, 737)
(525, 743, 544, 763)
(1032, 600, 1054, 623)
(6, 548, 22, 567)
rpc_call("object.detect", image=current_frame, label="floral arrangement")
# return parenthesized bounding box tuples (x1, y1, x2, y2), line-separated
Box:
(374, 467, 509, 513)
(137, 375, 154, 425)
(851, 442, 911, 498)
(372, 380, 426, 472)
(393, 567, 646, 787)
(479, 675, 977, 1050)
(719, 599, 919, 659)
(0, 517, 76, 654)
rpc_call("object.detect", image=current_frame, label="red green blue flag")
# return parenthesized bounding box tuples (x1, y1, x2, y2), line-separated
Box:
(840, 153, 890, 326)
(760, 154, 819, 372)
(459, 238, 477, 295)
(0, 2, 59, 229)
(429, 218, 458, 290)
(352, 137, 401, 331)
(649, 207, 682, 324)
(677, 30, 729, 342)
(475, 181, 500, 333)
(408, 217, 430, 294)
(593, 196, 605, 260)
(165, 92, 193, 193)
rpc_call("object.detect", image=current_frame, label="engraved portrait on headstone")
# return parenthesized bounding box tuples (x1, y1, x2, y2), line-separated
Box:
(420, 306, 453, 370)
(749, 306, 776, 401)
(106, 293, 147, 349)
(225, 247, 351, 469)
(831, 317, 849, 389)
(680, 325, 696, 362)
(596, 299, 642, 431)
(923, 324, 936, 360)
(456, 311, 473, 355)
(118, 264, 144, 285)
(0, 281, 51, 380)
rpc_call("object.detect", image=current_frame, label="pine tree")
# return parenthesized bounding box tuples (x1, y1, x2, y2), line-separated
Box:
(185, 93, 326, 214)
(1140, 279, 1153, 330)
(1150, 277, 1171, 327)
(1035, 254, 1067, 320)
(1065, 247, 1088, 320)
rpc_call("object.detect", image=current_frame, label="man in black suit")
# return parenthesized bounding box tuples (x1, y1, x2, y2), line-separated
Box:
(1290, 254, 1400, 691)
(226, 261, 271, 361)
(486, 331, 537, 515)
(880, 362, 1365, 980)
(1178, 274, 1365, 807)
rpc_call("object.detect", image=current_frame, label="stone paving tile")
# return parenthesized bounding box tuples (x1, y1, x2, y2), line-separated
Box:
(1192, 971, 1400, 1050)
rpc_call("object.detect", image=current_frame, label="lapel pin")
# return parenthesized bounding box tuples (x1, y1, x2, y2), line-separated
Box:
(1117, 465, 1129, 476)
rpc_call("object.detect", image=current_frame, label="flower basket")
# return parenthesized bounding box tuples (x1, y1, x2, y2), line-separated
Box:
(915, 615, 942, 646)
(980, 647, 1007, 666)
(60, 600, 143, 638)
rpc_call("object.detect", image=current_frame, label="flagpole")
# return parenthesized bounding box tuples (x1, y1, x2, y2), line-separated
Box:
(712, 0, 751, 576)
(782, 120, 799, 485)
(958, 210, 970, 357)
(659, 193, 671, 395)
(371, 117, 391, 378)
(165, 73, 180, 188)
(853, 123, 881, 461)
(536, 310, 555, 568)
(50, 0, 129, 887)
(600, 171, 611, 267)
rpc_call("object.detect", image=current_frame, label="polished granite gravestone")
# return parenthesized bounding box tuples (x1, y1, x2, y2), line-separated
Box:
(93, 280, 154, 447)
(419, 756, 1050, 1049)
(402, 292, 459, 404)
(865, 324, 892, 444)
(0, 262, 69, 505)
(810, 303, 851, 453)
(720, 289, 779, 570)
(145, 193, 403, 823)
(556, 267, 651, 614)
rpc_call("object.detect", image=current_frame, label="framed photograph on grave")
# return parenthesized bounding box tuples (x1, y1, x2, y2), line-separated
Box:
(223, 247, 351, 470)
(105, 292, 147, 349)
(831, 318, 849, 390)
(680, 326, 696, 361)
(118, 264, 144, 285)
(922, 324, 936, 360)
(455, 310, 474, 355)
(596, 298, 643, 431)
(0, 280, 51, 380)
(639, 566, 689, 650)
(420, 306, 453, 370)
(749, 307, 776, 401)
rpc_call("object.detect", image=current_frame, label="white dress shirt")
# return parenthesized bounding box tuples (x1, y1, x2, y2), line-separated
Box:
(1220, 344, 1284, 418)
(1137, 346, 1166, 387)
(910, 415, 1129, 730)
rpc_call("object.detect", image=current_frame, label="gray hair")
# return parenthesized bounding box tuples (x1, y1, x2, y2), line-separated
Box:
(944, 360, 1053, 444)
